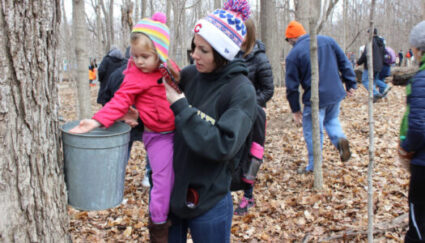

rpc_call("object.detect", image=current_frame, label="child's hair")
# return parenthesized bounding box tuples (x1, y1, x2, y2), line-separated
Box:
(130, 32, 157, 56)
(241, 18, 256, 57)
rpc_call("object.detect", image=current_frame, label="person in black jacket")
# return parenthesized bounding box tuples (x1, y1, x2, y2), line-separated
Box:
(97, 46, 124, 105)
(163, 3, 257, 242)
(357, 28, 390, 102)
(233, 17, 274, 216)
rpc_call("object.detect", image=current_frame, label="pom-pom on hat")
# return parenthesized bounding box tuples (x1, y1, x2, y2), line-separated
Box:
(285, 20, 307, 40)
(132, 12, 170, 62)
(193, 0, 251, 61)
(409, 20, 425, 52)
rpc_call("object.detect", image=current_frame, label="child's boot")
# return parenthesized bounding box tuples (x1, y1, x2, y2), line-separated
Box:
(148, 218, 171, 243)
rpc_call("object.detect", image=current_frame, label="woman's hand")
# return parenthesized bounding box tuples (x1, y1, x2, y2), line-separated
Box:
(164, 79, 185, 104)
(69, 119, 101, 134)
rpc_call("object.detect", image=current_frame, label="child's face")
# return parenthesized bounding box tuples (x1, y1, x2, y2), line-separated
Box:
(131, 38, 160, 73)
(192, 34, 216, 73)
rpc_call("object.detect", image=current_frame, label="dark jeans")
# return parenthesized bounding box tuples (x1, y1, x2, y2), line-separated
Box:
(405, 164, 425, 242)
(168, 192, 233, 243)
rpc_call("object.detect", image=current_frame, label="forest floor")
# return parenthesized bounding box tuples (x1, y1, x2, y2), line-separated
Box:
(61, 77, 409, 242)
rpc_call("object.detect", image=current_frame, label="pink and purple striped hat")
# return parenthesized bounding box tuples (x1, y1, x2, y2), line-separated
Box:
(132, 12, 170, 63)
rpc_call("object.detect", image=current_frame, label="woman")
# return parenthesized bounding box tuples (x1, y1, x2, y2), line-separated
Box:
(398, 20, 425, 243)
(233, 17, 274, 216)
(163, 2, 256, 242)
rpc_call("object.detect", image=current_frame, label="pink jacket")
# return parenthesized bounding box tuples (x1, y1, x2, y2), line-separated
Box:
(93, 59, 175, 132)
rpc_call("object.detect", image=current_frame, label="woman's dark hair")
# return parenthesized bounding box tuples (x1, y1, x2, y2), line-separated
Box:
(212, 48, 228, 70)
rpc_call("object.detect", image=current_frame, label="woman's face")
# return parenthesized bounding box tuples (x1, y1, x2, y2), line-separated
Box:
(192, 34, 216, 73)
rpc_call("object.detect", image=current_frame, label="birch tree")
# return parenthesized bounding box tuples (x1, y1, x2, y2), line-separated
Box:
(0, 0, 69, 241)
(366, 0, 376, 241)
(73, 0, 92, 118)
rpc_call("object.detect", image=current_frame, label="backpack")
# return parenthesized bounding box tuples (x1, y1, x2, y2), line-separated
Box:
(384, 46, 396, 65)
(217, 76, 267, 191)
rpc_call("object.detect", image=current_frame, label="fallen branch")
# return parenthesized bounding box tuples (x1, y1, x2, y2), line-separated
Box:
(317, 213, 408, 241)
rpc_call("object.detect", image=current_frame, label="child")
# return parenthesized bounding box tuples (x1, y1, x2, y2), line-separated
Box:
(70, 12, 177, 242)
(399, 20, 425, 243)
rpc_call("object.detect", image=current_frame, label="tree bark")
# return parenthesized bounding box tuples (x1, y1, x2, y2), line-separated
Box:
(121, 0, 133, 51)
(0, 0, 69, 241)
(214, 0, 221, 9)
(309, 1, 323, 191)
(366, 0, 376, 242)
(73, 0, 92, 119)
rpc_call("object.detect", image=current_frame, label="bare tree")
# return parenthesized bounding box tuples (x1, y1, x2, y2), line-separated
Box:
(73, 0, 92, 118)
(0, 0, 69, 241)
(100, 0, 114, 53)
(309, 0, 322, 190)
(141, 0, 147, 19)
(366, 1, 376, 241)
(121, 0, 134, 51)
(214, 0, 221, 9)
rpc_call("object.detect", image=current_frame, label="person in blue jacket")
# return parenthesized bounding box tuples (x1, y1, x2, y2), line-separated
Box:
(284, 20, 357, 174)
(398, 20, 425, 243)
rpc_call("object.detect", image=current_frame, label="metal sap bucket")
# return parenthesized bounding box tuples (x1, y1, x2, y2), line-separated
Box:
(61, 120, 131, 210)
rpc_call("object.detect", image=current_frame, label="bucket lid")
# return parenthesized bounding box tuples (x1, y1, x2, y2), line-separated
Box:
(61, 120, 131, 137)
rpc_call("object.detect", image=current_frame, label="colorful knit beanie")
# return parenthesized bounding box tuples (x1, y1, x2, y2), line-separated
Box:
(285, 20, 307, 40)
(132, 12, 170, 62)
(193, 0, 251, 61)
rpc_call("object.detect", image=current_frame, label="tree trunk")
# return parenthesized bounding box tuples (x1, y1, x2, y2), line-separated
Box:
(141, 0, 146, 19)
(149, 0, 154, 17)
(295, 0, 309, 32)
(214, 0, 221, 9)
(0, 0, 69, 242)
(121, 0, 133, 51)
(309, 0, 323, 191)
(366, 0, 376, 242)
(260, 0, 281, 86)
(73, 0, 92, 119)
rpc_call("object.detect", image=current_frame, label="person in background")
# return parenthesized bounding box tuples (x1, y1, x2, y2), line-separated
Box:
(163, 2, 257, 242)
(357, 28, 390, 102)
(399, 49, 404, 67)
(70, 13, 179, 242)
(398, 20, 425, 243)
(233, 16, 274, 216)
(88, 59, 97, 87)
(284, 20, 357, 174)
(97, 46, 124, 105)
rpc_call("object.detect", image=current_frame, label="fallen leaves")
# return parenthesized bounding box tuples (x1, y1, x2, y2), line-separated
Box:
(60, 81, 409, 242)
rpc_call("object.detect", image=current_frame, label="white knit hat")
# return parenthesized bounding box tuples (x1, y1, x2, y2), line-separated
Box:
(193, 0, 251, 61)
(409, 20, 425, 51)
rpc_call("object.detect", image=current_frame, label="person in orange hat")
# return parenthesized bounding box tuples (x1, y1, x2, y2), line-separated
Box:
(284, 20, 357, 174)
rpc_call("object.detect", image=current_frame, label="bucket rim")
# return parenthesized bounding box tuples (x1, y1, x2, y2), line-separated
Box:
(60, 120, 131, 137)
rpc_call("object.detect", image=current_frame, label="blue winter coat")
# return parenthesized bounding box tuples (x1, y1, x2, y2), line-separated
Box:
(401, 69, 425, 166)
(285, 34, 357, 113)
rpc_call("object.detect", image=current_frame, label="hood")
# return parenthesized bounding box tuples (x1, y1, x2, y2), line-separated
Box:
(108, 48, 123, 59)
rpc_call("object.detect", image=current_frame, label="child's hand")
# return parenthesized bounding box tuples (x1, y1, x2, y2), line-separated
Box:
(69, 119, 101, 134)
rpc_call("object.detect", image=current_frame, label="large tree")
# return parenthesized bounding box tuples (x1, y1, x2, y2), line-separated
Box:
(0, 0, 69, 241)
